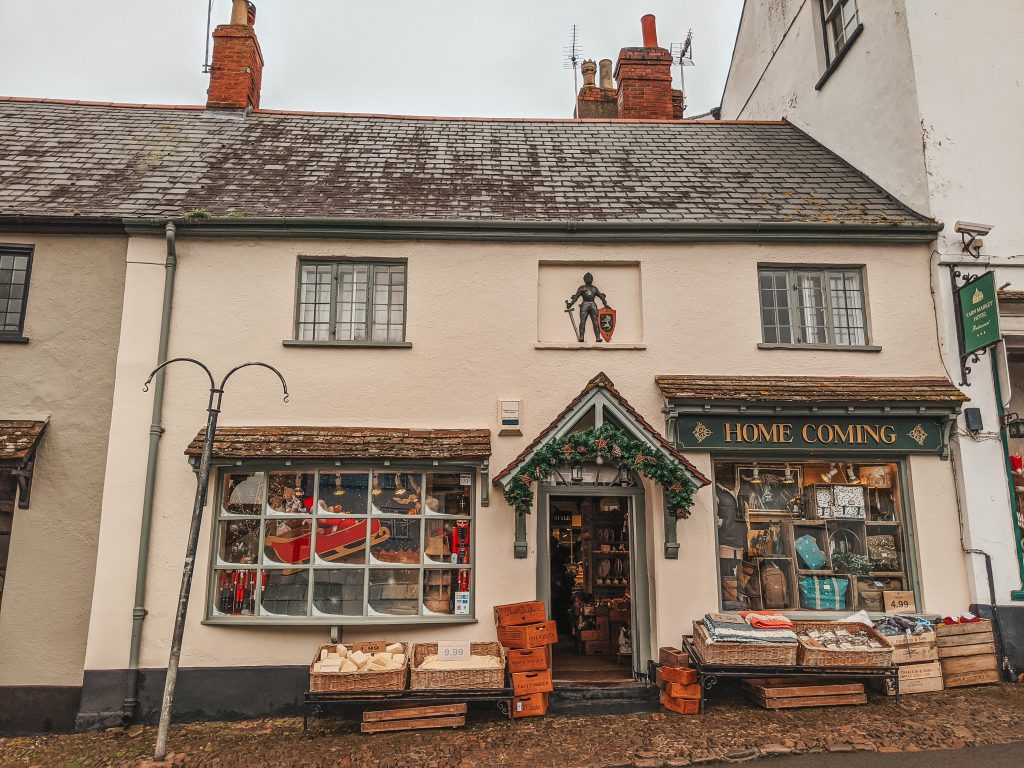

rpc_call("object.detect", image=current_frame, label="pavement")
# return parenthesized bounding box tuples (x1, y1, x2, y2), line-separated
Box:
(729, 741, 1024, 768)
(0, 683, 1022, 767)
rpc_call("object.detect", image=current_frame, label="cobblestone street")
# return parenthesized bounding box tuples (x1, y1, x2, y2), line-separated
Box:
(1, 684, 1022, 768)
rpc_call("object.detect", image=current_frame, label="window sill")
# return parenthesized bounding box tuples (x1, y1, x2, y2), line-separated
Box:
(535, 342, 646, 350)
(282, 340, 413, 349)
(815, 23, 864, 91)
(758, 342, 881, 353)
(0, 335, 29, 344)
(202, 616, 478, 626)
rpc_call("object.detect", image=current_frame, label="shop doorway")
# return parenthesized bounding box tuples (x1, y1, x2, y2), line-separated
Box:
(543, 486, 645, 683)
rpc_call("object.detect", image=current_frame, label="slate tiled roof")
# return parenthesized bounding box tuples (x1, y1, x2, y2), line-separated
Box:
(0, 420, 47, 461)
(0, 99, 933, 226)
(492, 372, 710, 487)
(184, 426, 491, 460)
(655, 375, 968, 404)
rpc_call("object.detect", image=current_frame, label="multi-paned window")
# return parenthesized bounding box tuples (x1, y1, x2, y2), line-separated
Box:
(295, 260, 406, 343)
(759, 267, 868, 347)
(0, 245, 33, 339)
(820, 0, 860, 64)
(210, 465, 474, 622)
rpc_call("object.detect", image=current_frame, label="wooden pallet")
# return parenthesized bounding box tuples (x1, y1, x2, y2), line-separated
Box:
(360, 703, 467, 733)
(742, 678, 867, 710)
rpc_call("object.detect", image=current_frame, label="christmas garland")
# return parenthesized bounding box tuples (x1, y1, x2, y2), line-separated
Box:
(503, 424, 698, 519)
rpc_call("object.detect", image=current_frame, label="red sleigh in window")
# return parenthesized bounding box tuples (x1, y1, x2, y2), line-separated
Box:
(264, 518, 391, 570)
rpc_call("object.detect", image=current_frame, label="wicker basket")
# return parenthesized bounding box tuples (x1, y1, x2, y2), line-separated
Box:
(691, 621, 798, 666)
(308, 642, 408, 693)
(792, 621, 894, 667)
(409, 641, 507, 690)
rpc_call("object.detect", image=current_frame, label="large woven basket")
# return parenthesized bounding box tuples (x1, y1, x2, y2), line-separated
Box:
(308, 642, 408, 693)
(792, 621, 894, 667)
(409, 641, 507, 690)
(691, 621, 799, 666)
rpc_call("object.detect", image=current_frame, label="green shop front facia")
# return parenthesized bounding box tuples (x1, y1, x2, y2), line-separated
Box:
(674, 413, 952, 456)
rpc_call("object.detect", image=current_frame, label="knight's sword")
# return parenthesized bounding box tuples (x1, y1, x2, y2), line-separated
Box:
(564, 303, 580, 339)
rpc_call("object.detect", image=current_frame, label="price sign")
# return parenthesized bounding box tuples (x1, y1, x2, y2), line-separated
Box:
(883, 590, 917, 614)
(437, 641, 471, 660)
(454, 591, 470, 615)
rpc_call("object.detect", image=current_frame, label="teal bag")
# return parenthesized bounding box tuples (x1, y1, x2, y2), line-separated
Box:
(798, 576, 849, 610)
(795, 534, 827, 570)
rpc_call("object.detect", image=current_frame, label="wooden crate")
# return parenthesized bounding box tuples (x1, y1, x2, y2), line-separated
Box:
(507, 646, 551, 673)
(934, 621, 1000, 688)
(659, 646, 689, 666)
(881, 631, 938, 664)
(497, 620, 558, 649)
(943, 668, 1002, 688)
(884, 660, 943, 696)
(493, 600, 547, 627)
(741, 678, 867, 710)
(360, 704, 466, 734)
(661, 691, 699, 714)
(511, 668, 553, 696)
(665, 682, 701, 699)
(660, 665, 698, 685)
(512, 692, 549, 718)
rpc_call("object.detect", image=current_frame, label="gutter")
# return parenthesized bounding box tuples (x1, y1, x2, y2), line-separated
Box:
(123, 216, 942, 244)
(122, 222, 178, 723)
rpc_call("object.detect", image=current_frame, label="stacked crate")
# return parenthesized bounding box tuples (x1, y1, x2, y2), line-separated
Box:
(935, 619, 1001, 688)
(495, 601, 556, 718)
(657, 646, 700, 714)
(880, 629, 943, 695)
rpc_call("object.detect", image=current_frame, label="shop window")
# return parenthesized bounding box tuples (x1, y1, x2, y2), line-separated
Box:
(820, 0, 860, 65)
(758, 267, 868, 347)
(210, 467, 474, 622)
(0, 245, 33, 340)
(714, 459, 912, 613)
(294, 260, 406, 344)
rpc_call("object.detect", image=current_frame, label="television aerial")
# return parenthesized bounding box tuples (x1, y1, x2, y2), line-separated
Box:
(670, 30, 695, 115)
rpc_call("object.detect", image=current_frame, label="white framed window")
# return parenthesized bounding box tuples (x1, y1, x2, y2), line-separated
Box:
(295, 260, 406, 343)
(821, 0, 860, 65)
(759, 267, 869, 347)
(210, 465, 475, 623)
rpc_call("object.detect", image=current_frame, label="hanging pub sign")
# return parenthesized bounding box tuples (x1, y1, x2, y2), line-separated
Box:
(957, 271, 1000, 357)
(675, 414, 949, 456)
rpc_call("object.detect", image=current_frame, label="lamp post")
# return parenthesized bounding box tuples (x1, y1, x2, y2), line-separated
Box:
(144, 358, 288, 763)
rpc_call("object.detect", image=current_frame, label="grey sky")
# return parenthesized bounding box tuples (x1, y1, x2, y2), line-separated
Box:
(0, 0, 742, 118)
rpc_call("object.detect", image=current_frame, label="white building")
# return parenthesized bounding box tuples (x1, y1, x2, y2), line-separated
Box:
(721, 0, 1024, 674)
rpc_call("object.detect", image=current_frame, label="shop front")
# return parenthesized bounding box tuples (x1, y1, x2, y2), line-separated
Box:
(659, 375, 971, 618)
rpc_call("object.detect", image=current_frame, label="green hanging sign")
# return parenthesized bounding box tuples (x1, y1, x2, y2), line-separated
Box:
(958, 271, 1001, 357)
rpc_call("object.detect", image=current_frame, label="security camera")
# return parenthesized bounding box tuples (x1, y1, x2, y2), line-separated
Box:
(955, 221, 993, 256)
(955, 221, 994, 237)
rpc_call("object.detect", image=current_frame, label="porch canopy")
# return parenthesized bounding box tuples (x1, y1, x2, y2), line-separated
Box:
(493, 373, 709, 559)
(0, 419, 48, 509)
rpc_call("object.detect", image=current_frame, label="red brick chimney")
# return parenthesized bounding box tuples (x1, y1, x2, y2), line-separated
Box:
(576, 59, 618, 119)
(207, 0, 263, 110)
(614, 14, 675, 120)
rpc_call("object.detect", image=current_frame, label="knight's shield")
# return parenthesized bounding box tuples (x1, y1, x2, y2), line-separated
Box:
(598, 307, 617, 342)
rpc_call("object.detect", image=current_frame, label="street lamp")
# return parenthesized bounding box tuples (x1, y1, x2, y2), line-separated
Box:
(143, 357, 288, 763)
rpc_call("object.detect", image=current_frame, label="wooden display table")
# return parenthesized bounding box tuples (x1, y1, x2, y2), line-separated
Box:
(303, 687, 514, 732)
(678, 636, 899, 713)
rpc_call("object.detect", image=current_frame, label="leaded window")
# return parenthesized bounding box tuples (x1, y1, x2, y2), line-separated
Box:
(210, 466, 474, 622)
(0, 245, 33, 338)
(821, 0, 860, 64)
(758, 267, 868, 347)
(295, 261, 406, 343)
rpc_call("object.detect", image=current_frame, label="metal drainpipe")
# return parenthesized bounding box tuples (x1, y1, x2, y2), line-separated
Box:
(122, 222, 178, 722)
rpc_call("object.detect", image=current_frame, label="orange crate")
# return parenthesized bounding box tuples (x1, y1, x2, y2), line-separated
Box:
(507, 646, 551, 673)
(660, 665, 698, 685)
(665, 682, 701, 699)
(660, 691, 699, 715)
(512, 669, 553, 696)
(497, 620, 558, 649)
(512, 692, 549, 718)
(493, 601, 547, 627)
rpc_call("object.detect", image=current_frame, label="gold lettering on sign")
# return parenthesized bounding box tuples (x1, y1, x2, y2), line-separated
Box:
(802, 424, 817, 443)
(711, 420, 912, 446)
(779, 424, 793, 443)
(881, 425, 897, 444)
(724, 423, 740, 443)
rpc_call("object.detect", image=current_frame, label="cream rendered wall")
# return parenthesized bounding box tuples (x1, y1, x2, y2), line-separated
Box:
(720, 0, 930, 213)
(83, 236, 961, 671)
(0, 234, 126, 687)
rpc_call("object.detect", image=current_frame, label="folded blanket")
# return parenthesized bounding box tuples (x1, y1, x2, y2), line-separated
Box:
(740, 611, 793, 630)
(702, 613, 797, 645)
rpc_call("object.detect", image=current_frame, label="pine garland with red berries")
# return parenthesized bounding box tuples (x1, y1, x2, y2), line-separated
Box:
(503, 424, 698, 518)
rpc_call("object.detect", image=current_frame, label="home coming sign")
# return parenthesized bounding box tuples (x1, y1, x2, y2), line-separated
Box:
(674, 414, 948, 455)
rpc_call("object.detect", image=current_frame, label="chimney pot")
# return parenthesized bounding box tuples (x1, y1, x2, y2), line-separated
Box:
(581, 60, 597, 87)
(599, 59, 613, 89)
(641, 14, 658, 47)
(230, 0, 249, 25)
(247, 2, 257, 26)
